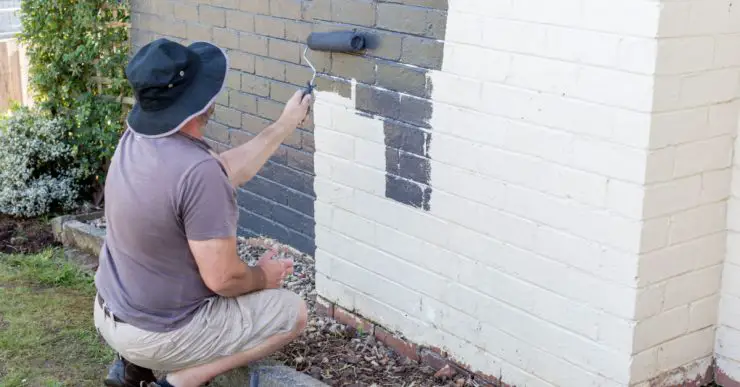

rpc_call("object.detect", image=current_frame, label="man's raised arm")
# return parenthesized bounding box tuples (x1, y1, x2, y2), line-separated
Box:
(219, 90, 311, 187)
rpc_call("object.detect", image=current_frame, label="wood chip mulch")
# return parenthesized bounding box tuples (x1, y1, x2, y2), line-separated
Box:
(238, 237, 482, 387)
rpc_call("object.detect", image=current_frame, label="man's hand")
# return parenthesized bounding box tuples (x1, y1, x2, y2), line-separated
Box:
(277, 90, 312, 129)
(258, 252, 294, 289)
(218, 89, 312, 188)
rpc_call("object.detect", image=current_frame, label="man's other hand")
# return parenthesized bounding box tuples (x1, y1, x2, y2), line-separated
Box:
(258, 252, 294, 289)
(277, 90, 312, 129)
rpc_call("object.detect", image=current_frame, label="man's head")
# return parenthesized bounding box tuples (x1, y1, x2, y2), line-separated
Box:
(124, 39, 227, 138)
(180, 102, 216, 138)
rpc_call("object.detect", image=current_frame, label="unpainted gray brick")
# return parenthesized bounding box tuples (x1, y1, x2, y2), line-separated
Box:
(215, 105, 243, 127)
(270, 81, 299, 103)
(257, 98, 285, 122)
(331, 0, 376, 27)
(401, 36, 444, 69)
(376, 3, 446, 39)
(269, 38, 302, 63)
(226, 69, 242, 89)
(150, 0, 176, 16)
(199, 5, 226, 27)
(230, 91, 259, 115)
(239, 32, 269, 55)
(216, 90, 230, 106)
(230, 51, 256, 72)
(303, 0, 331, 21)
(186, 23, 213, 41)
(242, 73, 271, 97)
(377, 0, 448, 10)
(180, 0, 212, 5)
(255, 56, 287, 81)
(205, 121, 230, 143)
(213, 28, 240, 49)
(301, 48, 331, 72)
(284, 62, 313, 86)
(331, 54, 375, 84)
(227, 11, 255, 32)
(301, 131, 315, 152)
(286, 147, 314, 174)
(270, 0, 303, 19)
(255, 15, 286, 38)
(285, 20, 313, 43)
(240, 0, 270, 15)
(376, 61, 428, 97)
(211, 0, 238, 8)
(242, 113, 272, 134)
(154, 20, 188, 39)
(174, 4, 199, 22)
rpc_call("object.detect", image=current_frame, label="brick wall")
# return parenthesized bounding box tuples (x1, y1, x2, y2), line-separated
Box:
(128, 0, 740, 385)
(633, 1, 740, 385)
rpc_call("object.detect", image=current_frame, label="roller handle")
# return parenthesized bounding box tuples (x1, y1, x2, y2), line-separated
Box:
(301, 82, 314, 122)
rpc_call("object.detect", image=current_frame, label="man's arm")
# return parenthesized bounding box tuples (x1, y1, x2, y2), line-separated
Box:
(219, 90, 311, 187)
(189, 237, 266, 297)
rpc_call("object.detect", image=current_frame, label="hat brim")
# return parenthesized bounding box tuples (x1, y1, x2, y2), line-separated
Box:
(126, 41, 228, 137)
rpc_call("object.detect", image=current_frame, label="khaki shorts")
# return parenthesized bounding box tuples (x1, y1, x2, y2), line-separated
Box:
(94, 289, 303, 371)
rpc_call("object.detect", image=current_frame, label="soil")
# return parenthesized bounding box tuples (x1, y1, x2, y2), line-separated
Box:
(0, 215, 58, 254)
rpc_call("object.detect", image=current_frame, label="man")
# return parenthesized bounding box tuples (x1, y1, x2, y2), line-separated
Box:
(94, 38, 312, 387)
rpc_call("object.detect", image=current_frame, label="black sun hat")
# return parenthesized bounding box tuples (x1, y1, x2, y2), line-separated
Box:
(125, 38, 228, 137)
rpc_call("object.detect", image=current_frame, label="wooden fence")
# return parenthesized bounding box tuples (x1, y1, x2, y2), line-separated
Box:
(0, 38, 31, 113)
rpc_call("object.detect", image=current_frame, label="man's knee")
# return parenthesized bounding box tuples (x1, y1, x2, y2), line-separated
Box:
(293, 299, 308, 334)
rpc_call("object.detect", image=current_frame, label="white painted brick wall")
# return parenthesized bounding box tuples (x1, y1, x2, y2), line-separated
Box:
(313, 0, 740, 385)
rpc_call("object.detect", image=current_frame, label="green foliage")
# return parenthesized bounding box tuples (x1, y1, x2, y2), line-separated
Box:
(0, 107, 83, 217)
(16, 0, 131, 194)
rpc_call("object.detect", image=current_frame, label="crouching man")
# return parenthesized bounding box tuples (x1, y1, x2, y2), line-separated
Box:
(94, 38, 311, 387)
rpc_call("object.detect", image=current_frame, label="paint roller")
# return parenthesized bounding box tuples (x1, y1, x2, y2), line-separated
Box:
(301, 31, 368, 98)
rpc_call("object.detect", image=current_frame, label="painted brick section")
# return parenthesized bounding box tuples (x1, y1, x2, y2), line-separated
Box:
(311, 1, 737, 387)
(635, 0, 740, 385)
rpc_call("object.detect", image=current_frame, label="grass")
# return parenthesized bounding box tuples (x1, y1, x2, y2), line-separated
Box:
(0, 248, 114, 387)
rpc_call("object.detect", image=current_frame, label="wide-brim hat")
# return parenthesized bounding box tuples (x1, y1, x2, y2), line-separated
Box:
(125, 38, 228, 137)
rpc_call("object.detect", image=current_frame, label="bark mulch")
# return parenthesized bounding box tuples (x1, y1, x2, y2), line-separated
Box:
(238, 237, 480, 387)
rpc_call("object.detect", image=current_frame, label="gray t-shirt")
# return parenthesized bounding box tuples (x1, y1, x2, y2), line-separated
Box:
(95, 128, 238, 333)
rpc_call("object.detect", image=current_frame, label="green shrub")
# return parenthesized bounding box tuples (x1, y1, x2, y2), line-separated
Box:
(16, 0, 131, 197)
(0, 107, 83, 217)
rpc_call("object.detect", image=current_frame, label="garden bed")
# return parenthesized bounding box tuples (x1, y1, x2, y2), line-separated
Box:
(0, 215, 59, 254)
(68, 216, 476, 387)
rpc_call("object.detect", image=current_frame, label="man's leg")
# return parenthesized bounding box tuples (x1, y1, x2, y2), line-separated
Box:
(155, 300, 308, 387)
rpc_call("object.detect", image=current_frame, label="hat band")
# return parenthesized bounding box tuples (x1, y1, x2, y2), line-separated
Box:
(136, 54, 203, 112)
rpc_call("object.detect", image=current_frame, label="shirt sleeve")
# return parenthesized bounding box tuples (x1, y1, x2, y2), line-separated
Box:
(179, 159, 238, 241)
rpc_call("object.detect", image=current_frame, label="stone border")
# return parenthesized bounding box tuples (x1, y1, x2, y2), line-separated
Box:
(51, 211, 106, 257)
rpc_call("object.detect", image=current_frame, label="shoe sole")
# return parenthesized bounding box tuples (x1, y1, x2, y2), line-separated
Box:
(103, 378, 123, 387)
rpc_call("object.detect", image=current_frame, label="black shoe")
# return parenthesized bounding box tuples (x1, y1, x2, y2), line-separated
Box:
(103, 354, 157, 387)
(103, 354, 125, 387)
